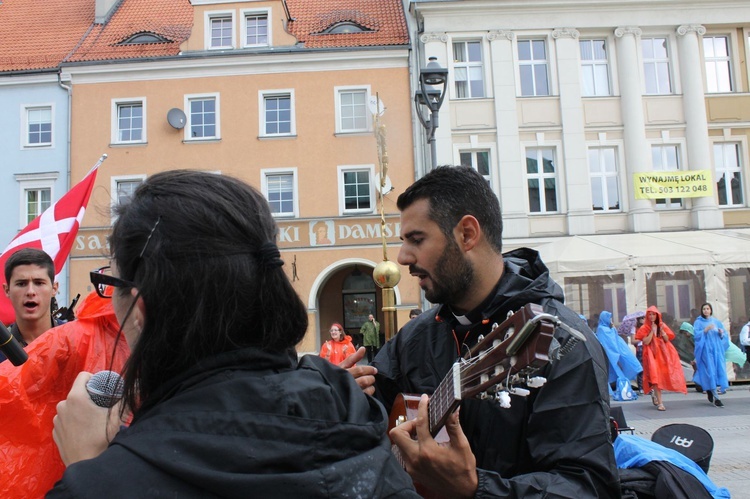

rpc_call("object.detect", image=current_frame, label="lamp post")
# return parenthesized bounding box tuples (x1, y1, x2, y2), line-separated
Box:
(414, 56, 448, 170)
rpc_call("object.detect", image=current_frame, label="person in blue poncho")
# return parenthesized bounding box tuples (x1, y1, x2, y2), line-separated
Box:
(693, 302, 730, 407)
(596, 311, 642, 400)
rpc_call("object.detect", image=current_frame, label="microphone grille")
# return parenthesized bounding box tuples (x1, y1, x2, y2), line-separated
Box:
(86, 370, 124, 408)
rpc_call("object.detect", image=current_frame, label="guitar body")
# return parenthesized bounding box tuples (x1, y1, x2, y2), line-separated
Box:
(386, 304, 581, 497)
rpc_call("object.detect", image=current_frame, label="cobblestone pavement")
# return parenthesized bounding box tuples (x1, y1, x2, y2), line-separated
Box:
(612, 385, 750, 498)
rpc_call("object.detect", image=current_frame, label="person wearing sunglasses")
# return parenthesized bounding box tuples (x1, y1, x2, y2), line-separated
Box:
(50, 170, 417, 498)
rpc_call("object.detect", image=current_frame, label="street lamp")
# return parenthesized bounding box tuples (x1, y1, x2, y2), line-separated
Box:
(414, 56, 448, 170)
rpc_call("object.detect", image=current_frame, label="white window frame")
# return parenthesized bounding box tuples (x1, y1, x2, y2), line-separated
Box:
(454, 141, 497, 190)
(588, 146, 620, 212)
(641, 36, 674, 95)
(650, 142, 685, 209)
(523, 145, 559, 214)
(15, 173, 57, 228)
(241, 8, 271, 48)
(451, 39, 485, 99)
(110, 174, 146, 217)
(516, 38, 551, 97)
(261, 168, 298, 218)
(205, 10, 235, 50)
(111, 97, 146, 145)
(702, 34, 733, 93)
(258, 89, 295, 137)
(21, 104, 54, 148)
(334, 85, 371, 134)
(184, 93, 221, 141)
(337, 165, 375, 215)
(713, 141, 745, 207)
(579, 38, 611, 97)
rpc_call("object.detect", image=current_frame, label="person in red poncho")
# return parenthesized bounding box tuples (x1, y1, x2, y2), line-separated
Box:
(319, 322, 356, 364)
(0, 290, 130, 499)
(635, 305, 687, 411)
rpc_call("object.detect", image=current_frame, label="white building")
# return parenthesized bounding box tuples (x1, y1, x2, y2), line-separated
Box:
(408, 0, 750, 334)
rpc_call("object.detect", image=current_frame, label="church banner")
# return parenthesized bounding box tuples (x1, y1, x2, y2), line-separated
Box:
(633, 170, 713, 199)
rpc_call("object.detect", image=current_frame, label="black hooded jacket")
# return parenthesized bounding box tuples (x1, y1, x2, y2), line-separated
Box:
(372, 248, 621, 498)
(47, 348, 418, 498)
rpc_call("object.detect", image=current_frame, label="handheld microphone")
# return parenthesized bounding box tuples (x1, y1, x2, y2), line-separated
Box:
(0, 322, 28, 366)
(86, 370, 124, 408)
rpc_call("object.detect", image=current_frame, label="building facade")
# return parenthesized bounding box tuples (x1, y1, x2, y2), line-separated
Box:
(408, 0, 750, 347)
(58, 0, 417, 353)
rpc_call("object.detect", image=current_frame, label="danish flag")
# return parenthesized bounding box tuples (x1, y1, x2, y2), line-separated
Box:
(0, 155, 106, 325)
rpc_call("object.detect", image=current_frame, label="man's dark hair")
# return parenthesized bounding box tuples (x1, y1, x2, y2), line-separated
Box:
(110, 170, 308, 413)
(409, 308, 422, 318)
(4, 248, 55, 283)
(397, 166, 503, 253)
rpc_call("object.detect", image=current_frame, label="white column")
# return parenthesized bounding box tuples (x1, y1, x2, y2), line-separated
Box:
(614, 26, 660, 232)
(487, 30, 528, 238)
(553, 27, 595, 235)
(419, 32, 451, 173)
(676, 24, 723, 229)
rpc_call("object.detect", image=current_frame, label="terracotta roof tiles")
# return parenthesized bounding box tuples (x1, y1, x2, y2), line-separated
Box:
(286, 0, 409, 48)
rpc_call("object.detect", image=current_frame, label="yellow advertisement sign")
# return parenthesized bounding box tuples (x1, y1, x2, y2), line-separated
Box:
(633, 170, 713, 199)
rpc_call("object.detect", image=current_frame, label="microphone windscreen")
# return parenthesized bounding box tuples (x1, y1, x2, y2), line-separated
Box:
(86, 370, 124, 408)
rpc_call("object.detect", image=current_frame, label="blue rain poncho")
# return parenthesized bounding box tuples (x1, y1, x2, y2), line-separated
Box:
(693, 313, 730, 392)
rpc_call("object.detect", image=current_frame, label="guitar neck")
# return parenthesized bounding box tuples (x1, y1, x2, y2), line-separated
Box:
(428, 363, 462, 437)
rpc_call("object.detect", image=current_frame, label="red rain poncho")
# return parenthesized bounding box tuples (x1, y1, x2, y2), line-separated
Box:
(635, 305, 687, 395)
(0, 291, 130, 498)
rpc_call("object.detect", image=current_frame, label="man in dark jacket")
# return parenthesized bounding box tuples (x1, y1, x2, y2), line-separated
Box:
(369, 166, 620, 498)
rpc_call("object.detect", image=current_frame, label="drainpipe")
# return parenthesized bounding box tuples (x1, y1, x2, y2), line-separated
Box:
(58, 70, 72, 305)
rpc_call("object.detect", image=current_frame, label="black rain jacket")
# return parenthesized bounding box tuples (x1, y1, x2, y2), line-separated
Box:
(372, 248, 621, 498)
(47, 348, 418, 498)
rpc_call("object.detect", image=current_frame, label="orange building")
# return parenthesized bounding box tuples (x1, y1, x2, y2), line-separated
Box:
(58, 0, 419, 353)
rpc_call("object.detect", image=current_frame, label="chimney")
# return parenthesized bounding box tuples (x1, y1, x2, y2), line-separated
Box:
(95, 0, 122, 24)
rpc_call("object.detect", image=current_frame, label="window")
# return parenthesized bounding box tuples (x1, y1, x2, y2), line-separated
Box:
(243, 11, 269, 47)
(207, 12, 234, 49)
(185, 94, 219, 140)
(335, 87, 370, 133)
(260, 91, 294, 136)
(651, 145, 682, 208)
(518, 39, 549, 96)
(714, 143, 744, 206)
(262, 169, 297, 217)
(25, 187, 51, 224)
(453, 41, 484, 98)
(588, 147, 620, 211)
(24, 106, 52, 147)
(459, 151, 490, 183)
(525, 147, 557, 213)
(580, 39, 610, 96)
(338, 166, 374, 214)
(642, 37, 672, 94)
(111, 175, 146, 213)
(703, 36, 732, 93)
(112, 99, 145, 144)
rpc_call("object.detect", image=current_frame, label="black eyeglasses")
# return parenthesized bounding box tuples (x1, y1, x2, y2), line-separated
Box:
(90, 266, 136, 299)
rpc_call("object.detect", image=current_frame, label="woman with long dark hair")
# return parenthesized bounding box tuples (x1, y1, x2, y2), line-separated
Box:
(50, 170, 416, 498)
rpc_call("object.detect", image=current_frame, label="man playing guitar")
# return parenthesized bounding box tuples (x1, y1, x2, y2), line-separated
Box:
(346, 167, 620, 498)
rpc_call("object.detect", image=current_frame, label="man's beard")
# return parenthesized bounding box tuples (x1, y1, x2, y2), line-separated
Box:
(424, 238, 474, 306)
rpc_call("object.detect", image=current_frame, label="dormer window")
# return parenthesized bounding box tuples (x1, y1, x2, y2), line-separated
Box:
(323, 22, 370, 34)
(121, 32, 168, 44)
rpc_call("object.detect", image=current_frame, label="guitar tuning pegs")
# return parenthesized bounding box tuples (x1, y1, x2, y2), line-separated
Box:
(527, 376, 547, 388)
(508, 387, 530, 397)
(497, 391, 511, 408)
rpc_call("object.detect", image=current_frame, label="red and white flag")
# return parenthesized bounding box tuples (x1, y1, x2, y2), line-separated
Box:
(0, 155, 106, 325)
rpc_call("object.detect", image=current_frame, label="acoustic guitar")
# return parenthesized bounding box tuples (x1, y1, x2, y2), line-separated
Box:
(388, 303, 587, 496)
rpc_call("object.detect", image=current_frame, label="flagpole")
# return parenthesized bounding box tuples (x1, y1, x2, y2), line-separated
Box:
(86, 154, 108, 176)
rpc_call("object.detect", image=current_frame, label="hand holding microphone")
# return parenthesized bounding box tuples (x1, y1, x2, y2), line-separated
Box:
(53, 371, 125, 466)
